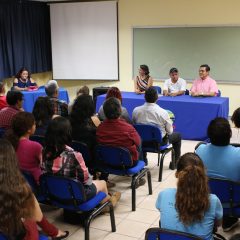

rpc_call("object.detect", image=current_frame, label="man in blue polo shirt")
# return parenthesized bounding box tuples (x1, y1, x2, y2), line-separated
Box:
(196, 117, 240, 232)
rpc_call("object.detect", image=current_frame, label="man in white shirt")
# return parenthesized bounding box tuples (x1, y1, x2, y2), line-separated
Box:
(132, 87, 182, 164)
(163, 68, 186, 96)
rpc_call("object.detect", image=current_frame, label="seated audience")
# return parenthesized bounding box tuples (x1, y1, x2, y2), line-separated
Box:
(68, 85, 90, 114)
(45, 80, 68, 117)
(13, 67, 37, 91)
(163, 67, 186, 96)
(32, 96, 57, 136)
(231, 107, 240, 143)
(70, 94, 100, 173)
(134, 64, 153, 94)
(196, 117, 240, 231)
(98, 87, 131, 123)
(191, 64, 218, 97)
(6, 112, 42, 184)
(132, 87, 181, 164)
(43, 116, 121, 205)
(0, 90, 23, 129)
(0, 82, 7, 110)
(0, 139, 68, 240)
(156, 152, 223, 239)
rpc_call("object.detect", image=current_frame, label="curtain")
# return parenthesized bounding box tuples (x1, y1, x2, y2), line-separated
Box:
(0, 0, 52, 79)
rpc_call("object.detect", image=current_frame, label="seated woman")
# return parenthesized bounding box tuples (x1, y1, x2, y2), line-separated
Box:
(156, 152, 223, 240)
(32, 96, 58, 136)
(43, 116, 120, 204)
(98, 87, 131, 123)
(134, 65, 153, 94)
(13, 67, 37, 91)
(0, 139, 68, 240)
(6, 112, 42, 184)
(0, 82, 7, 110)
(231, 107, 240, 144)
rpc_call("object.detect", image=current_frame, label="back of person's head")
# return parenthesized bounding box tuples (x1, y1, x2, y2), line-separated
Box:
(144, 87, 158, 103)
(140, 64, 150, 75)
(103, 97, 121, 120)
(0, 139, 34, 238)
(106, 87, 122, 104)
(6, 112, 35, 150)
(176, 152, 209, 225)
(6, 90, 23, 106)
(207, 117, 231, 146)
(200, 64, 210, 72)
(169, 67, 178, 74)
(70, 94, 95, 125)
(45, 80, 59, 97)
(231, 107, 240, 128)
(230, 234, 240, 240)
(44, 116, 72, 159)
(77, 86, 90, 96)
(0, 82, 5, 94)
(15, 67, 31, 79)
(32, 96, 54, 127)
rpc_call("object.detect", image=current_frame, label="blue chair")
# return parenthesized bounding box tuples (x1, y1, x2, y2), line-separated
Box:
(153, 86, 162, 94)
(145, 228, 202, 240)
(0, 128, 5, 138)
(208, 177, 240, 217)
(96, 145, 152, 211)
(40, 174, 116, 240)
(0, 233, 48, 240)
(134, 124, 174, 182)
(30, 135, 45, 146)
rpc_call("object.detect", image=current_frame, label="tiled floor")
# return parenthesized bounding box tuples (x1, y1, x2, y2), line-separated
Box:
(42, 140, 240, 239)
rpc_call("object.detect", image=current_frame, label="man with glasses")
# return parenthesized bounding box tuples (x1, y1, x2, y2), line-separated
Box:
(163, 68, 186, 96)
(191, 64, 218, 97)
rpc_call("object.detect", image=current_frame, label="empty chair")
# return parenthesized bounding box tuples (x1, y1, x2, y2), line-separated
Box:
(152, 86, 162, 94)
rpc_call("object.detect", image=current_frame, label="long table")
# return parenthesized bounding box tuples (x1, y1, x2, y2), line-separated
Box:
(96, 92, 229, 140)
(22, 87, 69, 112)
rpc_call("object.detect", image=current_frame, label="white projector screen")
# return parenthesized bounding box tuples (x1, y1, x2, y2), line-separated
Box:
(50, 1, 118, 80)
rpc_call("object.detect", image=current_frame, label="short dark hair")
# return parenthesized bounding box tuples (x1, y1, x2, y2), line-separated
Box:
(15, 67, 31, 79)
(207, 117, 231, 146)
(231, 107, 240, 128)
(103, 97, 121, 119)
(144, 87, 158, 103)
(169, 67, 178, 74)
(200, 64, 210, 72)
(6, 91, 23, 106)
(140, 65, 150, 75)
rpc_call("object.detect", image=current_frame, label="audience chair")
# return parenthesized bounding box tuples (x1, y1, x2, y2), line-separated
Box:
(134, 124, 175, 182)
(0, 128, 5, 138)
(40, 174, 116, 240)
(21, 170, 47, 203)
(209, 177, 240, 217)
(96, 145, 152, 211)
(145, 227, 202, 240)
(0, 233, 48, 240)
(153, 86, 162, 94)
(30, 135, 45, 146)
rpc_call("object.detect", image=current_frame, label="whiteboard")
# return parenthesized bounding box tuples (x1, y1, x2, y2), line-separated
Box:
(50, 1, 118, 80)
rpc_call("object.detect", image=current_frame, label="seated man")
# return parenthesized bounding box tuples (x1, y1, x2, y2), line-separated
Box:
(0, 90, 23, 129)
(163, 68, 186, 96)
(191, 64, 218, 97)
(196, 117, 240, 232)
(45, 80, 68, 117)
(132, 87, 181, 165)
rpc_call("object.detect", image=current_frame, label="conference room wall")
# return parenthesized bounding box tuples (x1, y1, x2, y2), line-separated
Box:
(3, 0, 240, 115)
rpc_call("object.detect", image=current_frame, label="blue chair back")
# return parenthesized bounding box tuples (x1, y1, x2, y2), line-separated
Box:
(96, 145, 133, 168)
(30, 135, 45, 146)
(0, 233, 48, 240)
(22, 170, 39, 193)
(209, 177, 240, 216)
(71, 141, 91, 163)
(40, 174, 86, 210)
(145, 228, 202, 240)
(0, 128, 5, 138)
(153, 86, 161, 94)
(134, 124, 162, 143)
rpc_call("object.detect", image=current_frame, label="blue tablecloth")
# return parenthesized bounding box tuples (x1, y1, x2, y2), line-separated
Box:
(96, 92, 229, 140)
(22, 87, 69, 112)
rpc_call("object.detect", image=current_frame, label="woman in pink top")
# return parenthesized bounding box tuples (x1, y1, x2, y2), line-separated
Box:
(6, 112, 42, 183)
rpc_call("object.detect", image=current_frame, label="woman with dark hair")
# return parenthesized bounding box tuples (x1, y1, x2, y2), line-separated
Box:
(231, 107, 240, 143)
(156, 153, 223, 239)
(98, 87, 131, 123)
(13, 67, 37, 91)
(32, 96, 57, 136)
(0, 139, 68, 239)
(134, 64, 153, 94)
(43, 117, 120, 205)
(6, 112, 42, 183)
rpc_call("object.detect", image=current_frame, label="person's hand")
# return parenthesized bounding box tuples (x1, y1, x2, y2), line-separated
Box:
(170, 92, 178, 97)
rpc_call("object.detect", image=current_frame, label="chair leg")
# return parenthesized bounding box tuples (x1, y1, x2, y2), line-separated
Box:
(158, 152, 167, 182)
(109, 203, 116, 232)
(131, 175, 137, 211)
(147, 170, 152, 195)
(157, 152, 160, 166)
(84, 217, 91, 240)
